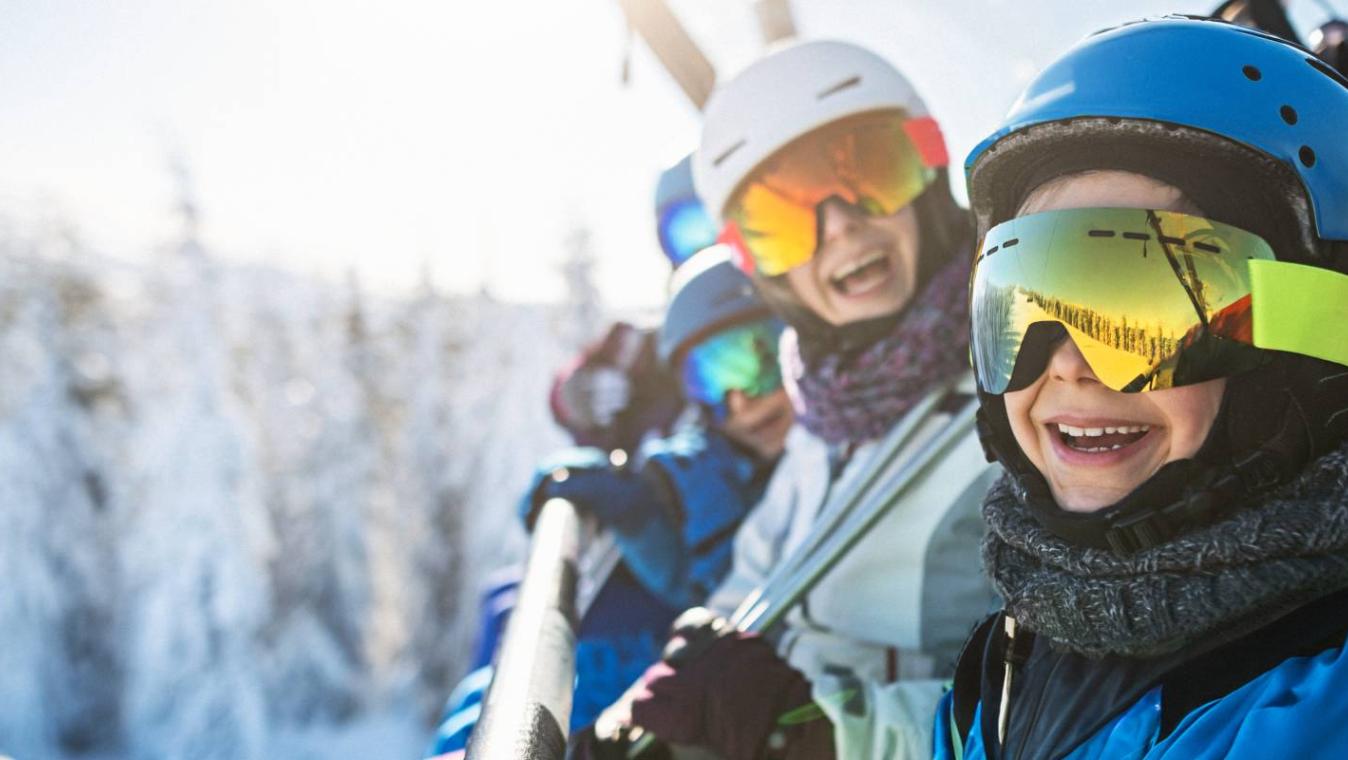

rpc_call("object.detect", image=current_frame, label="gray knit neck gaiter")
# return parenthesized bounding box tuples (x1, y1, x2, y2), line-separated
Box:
(983, 441, 1348, 659)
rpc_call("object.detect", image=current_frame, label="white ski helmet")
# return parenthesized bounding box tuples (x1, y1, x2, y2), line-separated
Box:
(693, 39, 945, 223)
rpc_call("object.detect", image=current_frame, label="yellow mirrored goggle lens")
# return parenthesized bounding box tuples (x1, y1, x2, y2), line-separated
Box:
(971, 208, 1275, 394)
(725, 110, 936, 276)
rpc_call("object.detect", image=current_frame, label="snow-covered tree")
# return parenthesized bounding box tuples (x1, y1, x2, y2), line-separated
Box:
(0, 207, 598, 758)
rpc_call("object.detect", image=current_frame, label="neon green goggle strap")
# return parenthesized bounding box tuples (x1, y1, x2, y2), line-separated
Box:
(1249, 260, 1348, 367)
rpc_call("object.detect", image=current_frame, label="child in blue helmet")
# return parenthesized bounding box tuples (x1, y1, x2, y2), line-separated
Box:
(426, 247, 792, 757)
(935, 16, 1348, 759)
(528, 249, 793, 734)
(525, 247, 793, 609)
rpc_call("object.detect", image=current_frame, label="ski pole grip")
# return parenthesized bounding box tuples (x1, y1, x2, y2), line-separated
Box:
(468, 498, 583, 760)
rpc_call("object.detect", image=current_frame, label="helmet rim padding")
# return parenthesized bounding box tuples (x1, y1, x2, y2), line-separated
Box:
(967, 118, 1324, 266)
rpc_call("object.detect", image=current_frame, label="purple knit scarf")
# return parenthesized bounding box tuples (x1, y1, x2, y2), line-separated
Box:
(781, 258, 972, 445)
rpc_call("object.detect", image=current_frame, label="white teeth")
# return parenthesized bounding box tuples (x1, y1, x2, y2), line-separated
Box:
(1056, 424, 1105, 437)
(1057, 422, 1151, 437)
(831, 252, 886, 282)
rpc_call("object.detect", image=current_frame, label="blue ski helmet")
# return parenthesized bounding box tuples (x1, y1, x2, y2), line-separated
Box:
(659, 245, 775, 365)
(964, 15, 1348, 555)
(966, 15, 1348, 260)
(655, 154, 720, 268)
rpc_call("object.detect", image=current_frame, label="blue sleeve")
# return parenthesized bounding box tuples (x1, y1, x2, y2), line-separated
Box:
(468, 571, 520, 671)
(933, 690, 960, 760)
(637, 427, 768, 608)
(516, 446, 656, 529)
(602, 489, 686, 607)
(425, 665, 493, 757)
(424, 573, 522, 757)
(569, 572, 678, 729)
(515, 432, 769, 611)
(516, 446, 687, 606)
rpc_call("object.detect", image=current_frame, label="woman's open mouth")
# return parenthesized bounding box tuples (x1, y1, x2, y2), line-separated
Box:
(829, 251, 892, 297)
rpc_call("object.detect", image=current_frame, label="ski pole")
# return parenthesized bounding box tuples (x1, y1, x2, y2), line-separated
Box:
(729, 384, 952, 628)
(468, 498, 583, 760)
(733, 399, 978, 633)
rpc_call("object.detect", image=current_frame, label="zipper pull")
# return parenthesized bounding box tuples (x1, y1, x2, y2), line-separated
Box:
(997, 616, 1015, 745)
(997, 614, 1028, 747)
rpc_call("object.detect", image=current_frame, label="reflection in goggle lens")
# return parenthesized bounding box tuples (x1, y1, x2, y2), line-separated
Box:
(682, 319, 785, 412)
(724, 109, 938, 276)
(971, 208, 1275, 394)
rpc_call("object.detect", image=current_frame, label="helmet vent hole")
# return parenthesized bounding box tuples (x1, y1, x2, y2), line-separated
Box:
(1300, 146, 1317, 168)
(1242, 65, 1262, 81)
(1306, 56, 1348, 91)
(713, 140, 747, 168)
(817, 76, 861, 100)
(1281, 106, 1298, 125)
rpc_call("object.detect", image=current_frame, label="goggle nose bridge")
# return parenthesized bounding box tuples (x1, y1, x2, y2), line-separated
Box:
(1003, 322, 1070, 393)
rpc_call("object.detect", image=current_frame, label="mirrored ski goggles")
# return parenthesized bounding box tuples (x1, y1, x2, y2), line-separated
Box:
(721, 109, 945, 276)
(658, 198, 721, 267)
(970, 207, 1286, 394)
(681, 318, 785, 411)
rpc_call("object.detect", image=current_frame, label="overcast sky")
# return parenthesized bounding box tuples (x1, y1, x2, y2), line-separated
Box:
(0, 0, 1338, 313)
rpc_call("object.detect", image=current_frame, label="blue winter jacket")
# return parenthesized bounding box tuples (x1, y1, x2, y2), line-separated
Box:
(635, 425, 773, 608)
(517, 425, 774, 610)
(568, 566, 680, 730)
(935, 588, 1348, 759)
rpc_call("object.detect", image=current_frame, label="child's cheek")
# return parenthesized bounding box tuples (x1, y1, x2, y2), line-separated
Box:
(1151, 378, 1226, 462)
(1003, 386, 1047, 472)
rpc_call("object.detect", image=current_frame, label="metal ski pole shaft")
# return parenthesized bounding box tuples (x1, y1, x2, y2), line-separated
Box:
(614, 0, 716, 109)
(468, 499, 583, 760)
(730, 385, 950, 626)
(735, 400, 978, 634)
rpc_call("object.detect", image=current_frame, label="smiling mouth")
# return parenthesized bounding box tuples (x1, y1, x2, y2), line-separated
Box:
(1054, 422, 1151, 453)
(829, 251, 891, 296)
